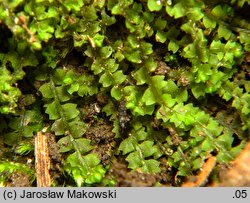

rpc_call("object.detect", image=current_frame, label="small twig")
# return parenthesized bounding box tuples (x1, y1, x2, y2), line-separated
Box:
(214, 142, 250, 187)
(35, 130, 51, 187)
(182, 156, 217, 187)
(16, 15, 37, 43)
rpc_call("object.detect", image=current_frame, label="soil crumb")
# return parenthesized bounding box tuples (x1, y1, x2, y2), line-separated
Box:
(85, 119, 116, 165)
(47, 133, 63, 184)
(7, 172, 31, 187)
(108, 159, 158, 186)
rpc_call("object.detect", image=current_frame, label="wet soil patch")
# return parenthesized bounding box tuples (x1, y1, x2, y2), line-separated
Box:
(7, 171, 31, 187)
(106, 157, 173, 187)
(85, 118, 116, 166)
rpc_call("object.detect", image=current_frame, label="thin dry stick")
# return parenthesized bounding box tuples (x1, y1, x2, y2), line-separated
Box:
(182, 156, 217, 187)
(35, 131, 51, 187)
(214, 142, 250, 186)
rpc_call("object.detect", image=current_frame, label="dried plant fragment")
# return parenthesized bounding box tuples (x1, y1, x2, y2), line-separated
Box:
(215, 142, 250, 187)
(35, 131, 51, 187)
(182, 156, 217, 187)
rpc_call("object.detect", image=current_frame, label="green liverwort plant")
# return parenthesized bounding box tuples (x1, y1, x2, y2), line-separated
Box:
(0, 0, 249, 186)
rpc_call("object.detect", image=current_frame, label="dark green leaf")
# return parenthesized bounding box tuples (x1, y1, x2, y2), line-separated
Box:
(75, 138, 94, 154)
(39, 83, 53, 99)
(124, 50, 141, 63)
(168, 40, 179, 53)
(93, 33, 105, 47)
(51, 119, 66, 136)
(113, 70, 126, 85)
(99, 72, 113, 87)
(126, 151, 142, 169)
(68, 83, 80, 94)
(139, 141, 158, 157)
(142, 87, 157, 105)
(156, 31, 167, 43)
(56, 86, 71, 102)
(83, 154, 101, 168)
(203, 16, 216, 29)
(111, 86, 122, 100)
(69, 119, 87, 138)
(141, 159, 161, 173)
(119, 137, 136, 155)
(99, 46, 113, 58)
(58, 136, 73, 153)
(218, 25, 232, 40)
(133, 67, 147, 85)
(45, 101, 60, 120)
(61, 103, 80, 120)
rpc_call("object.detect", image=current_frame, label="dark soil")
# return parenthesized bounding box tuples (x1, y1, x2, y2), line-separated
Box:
(81, 101, 175, 186)
(79, 99, 170, 186)
(47, 133, 63, 185)
(107, 158, 159, 187)
(105, 157, 173, 187)
(85, 118, 116, 166)
(7, 172, 31, 187)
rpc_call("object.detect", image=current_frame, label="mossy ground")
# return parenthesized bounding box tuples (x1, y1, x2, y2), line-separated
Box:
(0, 0, 250, 187)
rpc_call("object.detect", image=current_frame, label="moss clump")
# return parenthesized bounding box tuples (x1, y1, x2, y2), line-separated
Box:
(0, 0, 249, 186)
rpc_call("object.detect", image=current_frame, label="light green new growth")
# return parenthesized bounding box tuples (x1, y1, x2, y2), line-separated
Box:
(0, 0, 249, 186)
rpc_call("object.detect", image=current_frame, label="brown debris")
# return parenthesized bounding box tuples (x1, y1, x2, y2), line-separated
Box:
(85, 119, 115, 165)
(7, 172, 31, 187)
(182, 156, 217, 187)
(35, 131, 51, 187)
(154, 61, 171, 75)
(16, 15, 37, 43)
(215, 142, 250, 187)
(109, 159, 158, 187)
